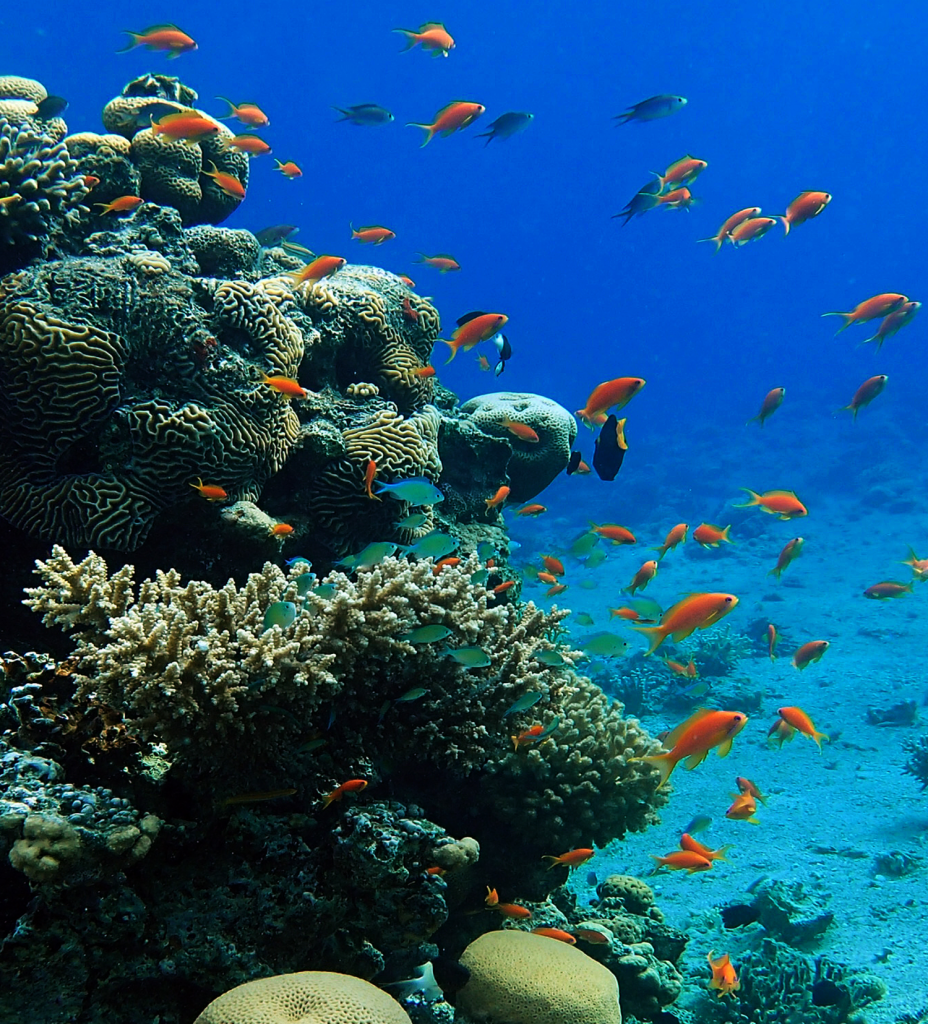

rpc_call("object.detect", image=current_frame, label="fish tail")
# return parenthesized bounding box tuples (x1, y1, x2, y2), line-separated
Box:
(779, 216, 790, 237)
(697, 234, 724, 252)
(405, 122, 435, 147)
(116, 30, 142, 53)
(612, 112, 632, 126)
(733, 487, 760, 508)
(631, 752, 676, 787)
(215, 96, 236, 118)
(541, 855, 561, 870)
(629, 624, 667, 657)
(393, 28, 418, 50)
(331, 106, 350, 120)
(767, 565, 782, 579)
(821, 311, 852, 333)
(438, 339, 459, 363)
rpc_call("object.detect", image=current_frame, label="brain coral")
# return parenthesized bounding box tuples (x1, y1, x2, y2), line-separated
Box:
(457, 930, 622, 1024)
(194, 972, 412, 1024)
(0, 237, 303, 550)
(0, 74, 68, 140)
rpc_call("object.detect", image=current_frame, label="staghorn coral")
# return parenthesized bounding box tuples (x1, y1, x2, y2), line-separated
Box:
(194, 972, 413, 1024)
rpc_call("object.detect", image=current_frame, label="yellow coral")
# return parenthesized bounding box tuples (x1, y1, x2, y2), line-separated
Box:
(9, 814, 82, 882)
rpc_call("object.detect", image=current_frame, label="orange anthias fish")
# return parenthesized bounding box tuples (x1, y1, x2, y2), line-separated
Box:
(576, 377, 646, 426)
(262, 373, 307, 400)
(407, 101, 485, 146)
(680, 834, 731, 861)
(394, 22, 455, 57)
(494, 580, 518, 595)
(224, 134, 272, 156)
(415, 253, 460, 273)
(777, 706, 828, 750)
(546, 583, 568, 597)
(656, 187, 695, 210)
(766, 623, 779, 662)
(364, 459, 380, 501)
(485, 485, 511, 508)
(151, 111, 220, 143)
(202, 162, 245, 200)
(512, 724, 546, 750)
(839, 374, 888, 419)
(863, 581, 914, 600)
(403, 298, 420, 323)
(653, 523, 688, 560)
(274, 160, 303, 178)
(118, 24, 197, 57)
(476, 354, 491, 371)
(698, 207, 761, 252)
(502, 418, 539, 443)
(94, 195, 143, 214)
(769, 537, 804, 580)
(532, 928, 576, 944)
(441, 312, 508, 362)
(542, 555, 565, 576)
(654, 156, 707, 190)
(735, 489, 807, 520)
(537, 572, 558, 585)
(736, 776, 768, 805)
(768, 717, 796, 748)
(496, 903, 532, 919)
(270, 523, 293, 537)
(730, 217, 778, 245)
(902, 547, 928, 582)
(651, 850, 712, 873)
(861, 301, 920, 349)
(82, 175, 101, 189)
(792, 640, 829, 670)
(661, 657, 697, 679)
(631, 706, 747, 786)
(725, 792, 759, 823)
(708, 952, 741, 998)
(747, 387, 785, 427)
(290, 255, 346, 284)
(351, 224, 396, 245)
(589, 523, 636, 545)
(632, 594, 739, 659)
(217, 98, 270, 127)
(542, 848, 595, 870)
(779, 190, 831, 234)
(823, 293, 908, 333)
(321, 778, 368, 809)
(625, 560, 658, 594)
(412, 365, 435, 379)
(190, 478, 228, 501)
(693, 523, 732, 548)
(516, 504, 546, 516)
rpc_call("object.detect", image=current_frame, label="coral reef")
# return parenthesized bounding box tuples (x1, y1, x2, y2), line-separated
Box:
(902, 733, 928, 789)
(749, 880, 834, 948)
(0, 74, 68, 140)
(195, 972, 413, 1024)
(456, 930, 622, 1024)
(689, 626, 752, 678)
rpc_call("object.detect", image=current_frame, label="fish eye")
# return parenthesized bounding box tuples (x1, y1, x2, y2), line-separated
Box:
(724, 597, 733, 603)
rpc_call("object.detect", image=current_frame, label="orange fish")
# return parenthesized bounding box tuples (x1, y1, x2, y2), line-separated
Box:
(729, 216, 777, 245)
(425, 866, 446, 876)
(537, 572, 558, 585)
(217, 98, 270, 127)
(485, 886, 499, 906)
(82, 175, 101, 189)
(902, 547, 928, 582)
(441, 313, 508, 362)
(262, 373, 307, 399)
(661, 657, 697, 678)
(412, 365, 435, 378)
(118, 24, 197, 57)
(224, 134, 272, 156)
(398, 275, 415, 287)
(415, 253, 460, 273)
(531, 928, 576, 944)
(516, 504, 546, 516)
(767, 717, 796, 748)
(779, 191, 831, 235)
(202, 161, 245, 200)
(151, 110, 220, 143)
(364, 460, 379, 501)
(407, 101, 485, 146)
(290, 255, 346, 284)
(625, 559, 658, 595)
(792, 639, 829, 670)
(512, 724, 545, 750)
(766, 623, 778, 662)
(351, 224, 396, 245)
(654, 155, 707, 190)
(651, 850, 712, 873)
(270, 523, 293, 537)
(736, 776, 768, 805)
(545, 583, 568, 597)
(680, 834, 731, 862)
(576, 377, 646, 426)
(476, 354, 491, 371)
(274, 160, 303, 179)
(633, 594, 739, 659)
(656, 186, 695, 209)
(747, 387, 785, 427)
(190, 478, 228, 501)
(653, 523, 688, 560)
(542, 556, 565, 576)
(735, 489, 807, 520)
(777, 706, 828, 750)
(502, 418, 539, 443)
(861, 301, 920, 349)
(432, 557, 462, 574)
(707, 951, 741, 998)
(863, 580, 914, 600)
(698, 207, 761, 252)
(496, 903, 532, 919)
(693, 523, 732, 548)
(589, 523, 636, 545)
(839, 374, 888, 419)
(769, 537, 803, 580)
(573, 927, 612, 945)
(394, 21, 455, 57)
(823, 293, 907, 333)
(543, 848, 595, 869)
(609, 607, 655, 623)
(574, 459, 592, 474)
(725, 792, 759, 823)
(631, 706, 747, 785)
(485, 485, 510, 509)
(493, 580, 517, 595)
(321, 778, 368, 809)
(94, 195, 143, 214)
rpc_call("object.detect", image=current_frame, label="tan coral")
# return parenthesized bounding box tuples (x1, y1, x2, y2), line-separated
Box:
(457, 930, 622, 1024)
(127, 249, 172, 275)
(194, 971, 412, 1024)
(0, 75, 66, 140)
(9, 814, 82, 883)
(345, 382, 380, 399)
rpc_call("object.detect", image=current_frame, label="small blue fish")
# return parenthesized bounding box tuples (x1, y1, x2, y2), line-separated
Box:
(475, 111, 534, 146)
(396, 687, 428, 702)
(580, 632, 629, 658)
(405, 532, 457, 561)
(295, 573, 317, 597)
(398, 513, 429, 529)
(477, 541, 496, 561)
(297, 738, 327, 754)
(503, 692, 543, 717)
(679, 680, 710, 698)
(285, 556, 312, 567)
(586, 870, 598, 887)
(535, 651, 567, 667)
(333, 103, 394, 126)
(401, 624, 453, 644)
(574, 612, 595, 627)
(578, 579, 599, 590)
(470, 569, 489, 585)
(612, 186, 663, 225)
(537, 716, 559, 739)
(377, 700, 392, 723)
(338, 541, 398, 570)
(613, 95, 687, 125)
(374, 477, 444, 505)
(584, 549, 607, 569)
(263, 601, 298, 631)
(684, 814, 713, 835)
(312, 584, 338, 599)
(444, 646, 492, 668)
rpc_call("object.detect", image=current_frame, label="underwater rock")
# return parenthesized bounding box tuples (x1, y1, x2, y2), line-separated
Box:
(750, 879, 834, 948)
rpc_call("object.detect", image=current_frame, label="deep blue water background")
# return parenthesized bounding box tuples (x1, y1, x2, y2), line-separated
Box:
(6, 0, 928, 525)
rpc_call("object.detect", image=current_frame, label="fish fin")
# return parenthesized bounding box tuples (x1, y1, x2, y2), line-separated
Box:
(821, 311, 853, 333)
(116, 31, 142, 52)
(393, 28, 418, 50)
(629, 624, 666, 656)
(733, 487, 760, 507)
(669, 624, 698, 643)
(631, 753, 676, 787)
(662, 708, 715, 748)
(405, 122, 435, 147)
(697, 234, 724, 252)
(437, 339, 459, 364)
(779, 216, 791, 236)
(683, 750, 708, 771)
(717, 737, 734, 758)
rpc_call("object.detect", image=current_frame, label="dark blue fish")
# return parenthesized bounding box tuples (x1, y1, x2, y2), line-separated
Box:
(475, 111, 533, 146)
(592, 415, 627, 481)
(613, 95, 687, 125)
(36, 95, 68, 119)
(612, 184, 662, 225)
(586, 870, 598, 886)
(566, 451, 582, 475)
(117, 101, 185, 128)
(333, 104, 394, 126)
(491, 332, 511, 376)
(255, 225, 299, 247)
